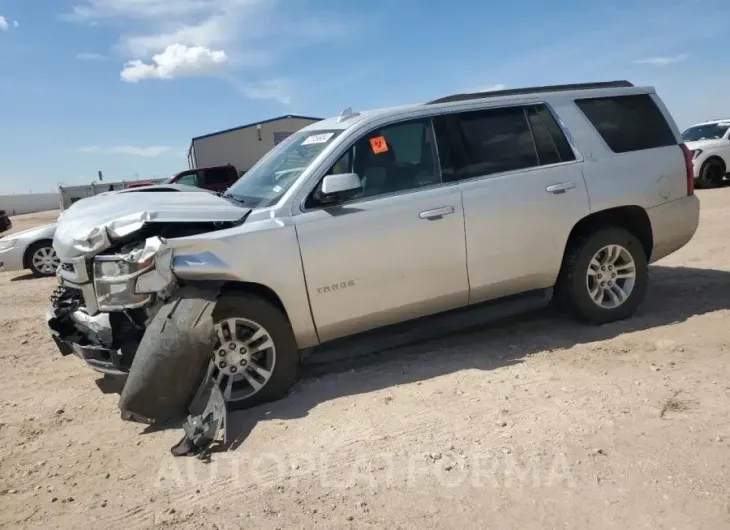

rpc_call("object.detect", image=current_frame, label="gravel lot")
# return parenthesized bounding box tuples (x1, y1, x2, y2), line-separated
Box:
(1, 194, 729, 530)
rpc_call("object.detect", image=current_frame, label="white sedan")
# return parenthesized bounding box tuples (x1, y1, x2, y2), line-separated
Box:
(0, 223, 58, 277)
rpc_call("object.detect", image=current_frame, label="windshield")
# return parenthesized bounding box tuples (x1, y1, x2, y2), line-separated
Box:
(226, 129, 343, 208)
(681, 123, 730, 142)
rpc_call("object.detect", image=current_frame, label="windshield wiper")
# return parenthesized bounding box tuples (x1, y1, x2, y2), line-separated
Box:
(217, 192, 246, 205)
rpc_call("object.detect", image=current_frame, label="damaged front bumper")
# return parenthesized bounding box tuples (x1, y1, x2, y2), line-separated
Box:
(46, 290, 135, 376)
(46, 236, 177, 376)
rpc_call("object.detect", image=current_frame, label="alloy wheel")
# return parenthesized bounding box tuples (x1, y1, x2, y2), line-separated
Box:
(585, 244, 636, 309)
(32, 246, 60, 276)
(210, 317, 277, 402)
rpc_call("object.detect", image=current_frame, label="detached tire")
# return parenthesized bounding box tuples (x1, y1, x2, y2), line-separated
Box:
(556, 228, 648, 324)
(211, 292, 299, 411)
(118, 287, 218, 423)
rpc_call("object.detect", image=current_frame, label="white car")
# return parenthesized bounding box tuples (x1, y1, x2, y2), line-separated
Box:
(681, 119, 730, 188)
(0, 223, 59, 277)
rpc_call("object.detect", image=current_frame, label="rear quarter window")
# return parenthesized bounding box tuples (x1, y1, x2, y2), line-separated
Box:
(575, 94, 676, 153)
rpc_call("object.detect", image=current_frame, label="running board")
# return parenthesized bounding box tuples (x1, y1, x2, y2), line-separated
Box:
(305, 288, 553, 365)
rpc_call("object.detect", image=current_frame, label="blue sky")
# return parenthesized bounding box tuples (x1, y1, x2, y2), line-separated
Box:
(0, 0, 728, 193)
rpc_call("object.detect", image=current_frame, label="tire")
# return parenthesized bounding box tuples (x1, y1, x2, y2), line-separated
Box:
(25, 241, 60, 277)
(119, 289, 298, 422)
(211, 292, 299, 411)
(556, 227, 648, 324)
(119, 286, 218, 423)
(697, 158, 726, 189)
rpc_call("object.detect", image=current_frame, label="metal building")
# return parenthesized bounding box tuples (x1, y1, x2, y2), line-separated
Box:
(187, 115, 322, 171)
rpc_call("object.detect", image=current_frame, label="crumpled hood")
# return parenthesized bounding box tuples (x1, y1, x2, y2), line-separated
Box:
(54, 186, 249, 259)
(684, 139, 727, 152)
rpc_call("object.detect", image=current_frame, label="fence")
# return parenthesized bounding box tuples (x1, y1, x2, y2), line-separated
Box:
(58, 179, 167, 210)
(0, 193, 60, 216)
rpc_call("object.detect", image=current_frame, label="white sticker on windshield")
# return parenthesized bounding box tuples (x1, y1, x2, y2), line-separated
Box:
(301, 133, 335, 145)
(273, 185, 282, 193)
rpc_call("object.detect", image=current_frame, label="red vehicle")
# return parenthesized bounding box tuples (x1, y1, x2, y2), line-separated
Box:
(127, 164, 242, 192)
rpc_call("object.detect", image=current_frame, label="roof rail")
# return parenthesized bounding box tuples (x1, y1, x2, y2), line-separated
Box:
(426, 80, 635, 105)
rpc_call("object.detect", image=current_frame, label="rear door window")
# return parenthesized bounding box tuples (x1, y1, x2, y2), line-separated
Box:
(526, 105, 576, 165)
(450, 106, 539, 179)
(176, 172, 198, 186)
(575, 94, 676, 153)
(202, 167, 233, 185)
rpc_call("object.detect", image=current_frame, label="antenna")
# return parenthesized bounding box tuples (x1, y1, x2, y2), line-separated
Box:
(338, 107, 360, 123)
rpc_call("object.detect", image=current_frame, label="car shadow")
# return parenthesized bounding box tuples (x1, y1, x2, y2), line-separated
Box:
(10, 272, 38, 282)
(114, 265, 728, 451)
(216, 264, 730, 452)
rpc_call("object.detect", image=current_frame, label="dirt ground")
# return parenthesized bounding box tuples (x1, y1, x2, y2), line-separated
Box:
(1, 194, 729, 530)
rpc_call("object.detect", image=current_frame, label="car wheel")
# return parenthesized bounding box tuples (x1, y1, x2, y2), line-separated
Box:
(210, 292, 299, 410)
(26, 241, 60, 277)
(697, 158, 725, 189)
(556, 228, 648, 324)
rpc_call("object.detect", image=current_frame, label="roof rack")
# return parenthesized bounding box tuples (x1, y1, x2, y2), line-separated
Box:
(426, 80, 634, 105)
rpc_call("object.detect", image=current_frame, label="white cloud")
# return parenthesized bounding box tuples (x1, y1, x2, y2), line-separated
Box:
(0, 16, 19, 30)
(64, 0, 214, 21)
(120, 43, 228, 82)
(77, 52, 107, 61)
(235, 78, 292, 105)
(632, 54, 689, 67)
(121, 14, 234, 57)
(78, 145, 174, 157)
(65, 0, 348, 101)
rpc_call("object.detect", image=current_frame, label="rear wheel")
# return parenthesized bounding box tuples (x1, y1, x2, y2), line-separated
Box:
(26, 241, 60, 277)
(697, 158, 725, 189)
(556, 228, 648, 324)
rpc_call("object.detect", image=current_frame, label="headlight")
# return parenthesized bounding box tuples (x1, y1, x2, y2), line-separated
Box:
(692, 149, 703, 160)
(92, 237, 174, 311)
(93, 255, 154, 311)
(0, 239, 17, 251)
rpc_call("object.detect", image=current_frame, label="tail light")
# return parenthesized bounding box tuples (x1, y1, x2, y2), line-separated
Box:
(680, 143, 694, 196)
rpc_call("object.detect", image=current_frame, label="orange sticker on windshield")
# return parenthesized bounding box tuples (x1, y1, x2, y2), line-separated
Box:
(369, 136, 389, 154)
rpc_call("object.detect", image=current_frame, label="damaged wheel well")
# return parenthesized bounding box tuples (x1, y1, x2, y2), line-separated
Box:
(219, 281, 289, 319)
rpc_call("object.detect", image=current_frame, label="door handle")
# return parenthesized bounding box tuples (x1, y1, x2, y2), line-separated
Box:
(419, 206, 455, 220)
(546, 181, 576, 194)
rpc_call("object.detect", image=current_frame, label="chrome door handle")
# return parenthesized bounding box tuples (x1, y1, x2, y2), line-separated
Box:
(546, 181, 576, 194)
(419, 206, 455, 220)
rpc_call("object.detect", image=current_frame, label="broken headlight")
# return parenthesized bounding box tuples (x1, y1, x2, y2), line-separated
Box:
(92, 237, 175, 311)
(93, 255, 154, 311)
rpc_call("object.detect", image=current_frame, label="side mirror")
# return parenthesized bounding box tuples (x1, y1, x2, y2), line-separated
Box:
(318, 173, 362, 203)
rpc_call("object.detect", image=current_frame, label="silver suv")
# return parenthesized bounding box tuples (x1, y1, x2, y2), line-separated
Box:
(47, 80, 699, 421)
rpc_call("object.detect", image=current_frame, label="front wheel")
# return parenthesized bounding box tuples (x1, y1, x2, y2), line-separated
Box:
(119, 289, 299, 423)
(556, 228, 648, 324)
(26, 241, 60, 277)
(211, 293, 299, 410)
